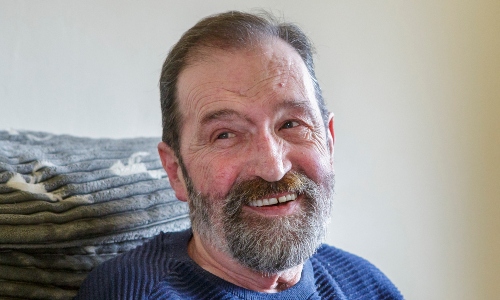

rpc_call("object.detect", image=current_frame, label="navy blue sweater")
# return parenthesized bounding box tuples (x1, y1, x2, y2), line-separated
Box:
(75, 229, 402, 299)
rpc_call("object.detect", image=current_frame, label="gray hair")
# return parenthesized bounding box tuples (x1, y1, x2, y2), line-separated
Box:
(159, 10, 328, 157)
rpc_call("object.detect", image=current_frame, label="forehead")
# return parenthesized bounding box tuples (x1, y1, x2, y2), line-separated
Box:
(176, 38, 317, 119)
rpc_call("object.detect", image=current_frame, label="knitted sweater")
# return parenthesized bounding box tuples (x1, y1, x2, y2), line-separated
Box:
(75, 229, 402, 299)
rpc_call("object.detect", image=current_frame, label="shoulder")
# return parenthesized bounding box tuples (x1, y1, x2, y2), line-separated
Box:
(311, 244, 403, 299)
(74, 230, 191, 300)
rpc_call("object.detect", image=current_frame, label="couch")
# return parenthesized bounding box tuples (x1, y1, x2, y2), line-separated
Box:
(0, 130, 190, 299)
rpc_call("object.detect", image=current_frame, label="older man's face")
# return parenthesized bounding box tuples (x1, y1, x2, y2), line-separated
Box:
(172, 38, 335, 271)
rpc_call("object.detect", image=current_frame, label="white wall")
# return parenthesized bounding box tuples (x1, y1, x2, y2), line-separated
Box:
(1, 1, 499, 299)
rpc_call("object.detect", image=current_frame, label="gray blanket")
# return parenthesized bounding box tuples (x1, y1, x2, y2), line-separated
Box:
(0, 130, 190, 299)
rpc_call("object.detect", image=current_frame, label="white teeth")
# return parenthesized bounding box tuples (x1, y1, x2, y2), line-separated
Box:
(248, 193, 297, 207)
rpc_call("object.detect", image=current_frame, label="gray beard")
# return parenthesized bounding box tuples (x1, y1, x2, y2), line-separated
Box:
(185, 170, 334, 274)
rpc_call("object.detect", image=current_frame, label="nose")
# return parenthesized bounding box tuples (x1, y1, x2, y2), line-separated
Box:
(246, 132, 291, 182)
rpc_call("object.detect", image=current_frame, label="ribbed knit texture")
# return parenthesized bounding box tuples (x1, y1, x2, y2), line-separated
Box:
(0, 130, 190, 299)
(75, 229, 402, 299)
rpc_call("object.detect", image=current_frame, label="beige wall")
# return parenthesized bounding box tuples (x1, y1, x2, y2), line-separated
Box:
(1, 1, 499, 299)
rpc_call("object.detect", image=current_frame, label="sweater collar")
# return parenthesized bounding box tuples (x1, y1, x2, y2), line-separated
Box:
(165, 228, 319, 299)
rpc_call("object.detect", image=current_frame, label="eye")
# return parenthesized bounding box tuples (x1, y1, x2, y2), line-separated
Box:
(216, 132, 236, 139)
(281, 120, 300, 130)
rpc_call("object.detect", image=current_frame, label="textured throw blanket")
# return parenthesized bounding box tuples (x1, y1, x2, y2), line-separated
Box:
(0, 130, 190, 300)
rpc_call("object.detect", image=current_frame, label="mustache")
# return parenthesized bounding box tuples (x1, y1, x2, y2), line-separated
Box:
(224, 171, 313, 206)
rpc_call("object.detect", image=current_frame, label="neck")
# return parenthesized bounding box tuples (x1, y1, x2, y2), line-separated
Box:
(187, 232, 303, 293)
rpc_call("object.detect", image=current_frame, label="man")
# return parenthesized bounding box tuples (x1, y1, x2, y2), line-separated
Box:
(76, 11, 402, 299)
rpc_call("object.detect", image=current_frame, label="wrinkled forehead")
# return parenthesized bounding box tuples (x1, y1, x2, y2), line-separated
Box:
(177, 38, 316, 111)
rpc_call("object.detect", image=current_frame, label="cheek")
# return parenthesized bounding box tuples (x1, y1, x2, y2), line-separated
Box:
(186, 153, 242, 198)
(293, 147, 333, 182)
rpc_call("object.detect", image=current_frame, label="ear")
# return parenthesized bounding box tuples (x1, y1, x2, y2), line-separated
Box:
(327, 113, 335, 164)
(158, 142, 188, 202)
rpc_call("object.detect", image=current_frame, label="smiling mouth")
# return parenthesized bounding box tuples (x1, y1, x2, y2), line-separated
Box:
(247, 193, 297, 207)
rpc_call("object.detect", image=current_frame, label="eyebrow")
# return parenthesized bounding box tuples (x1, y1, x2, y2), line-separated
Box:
(274, 99, 317, 119)
(275, 99, 312, 111)
(199, 99, 316, 125)
(200, 109, 243, 125)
